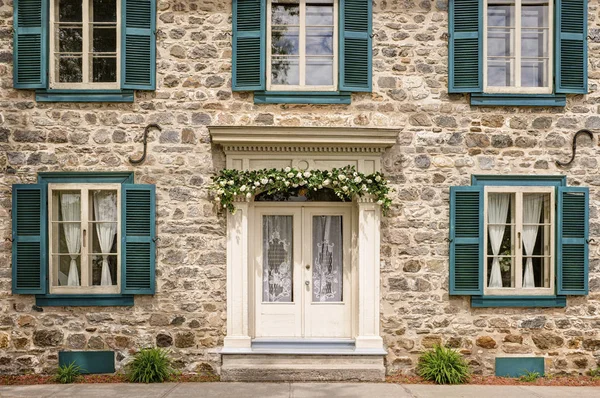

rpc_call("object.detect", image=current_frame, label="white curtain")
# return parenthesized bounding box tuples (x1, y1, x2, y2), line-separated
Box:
(60, 193, 81, 286)
(313, 216, 343, 302)
(263, 216, 293, 302)
(93, 191, 118, 286)
(522, 194, 543, 288)
(488, 193, 510, 288)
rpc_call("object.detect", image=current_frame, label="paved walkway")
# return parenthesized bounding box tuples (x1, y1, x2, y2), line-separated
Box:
(0, 382, 599, 398)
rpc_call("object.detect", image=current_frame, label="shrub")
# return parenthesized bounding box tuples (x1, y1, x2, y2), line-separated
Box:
(417, 345, 470, 385)
(126, 347, 176, 383)
(588, 367, 600, 379)
(519, 370, 541, 382)
(54, 362, 82, 384)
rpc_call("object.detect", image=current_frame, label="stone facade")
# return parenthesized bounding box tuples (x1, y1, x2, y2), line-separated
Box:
(1, 0, 600, 377)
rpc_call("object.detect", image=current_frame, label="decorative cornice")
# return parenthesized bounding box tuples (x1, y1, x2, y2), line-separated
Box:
(209, 126, 399, 154)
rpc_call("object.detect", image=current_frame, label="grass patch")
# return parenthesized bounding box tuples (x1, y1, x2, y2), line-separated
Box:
(417, 345, 470, 385)
(126, 348, 176, 383)
(54, 362, 82, 384)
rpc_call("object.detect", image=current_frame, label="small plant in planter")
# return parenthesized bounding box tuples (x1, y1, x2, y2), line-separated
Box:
(417, 345, 470, 385)
(126, 347, 176, 383)
(54, 362, 82, 384)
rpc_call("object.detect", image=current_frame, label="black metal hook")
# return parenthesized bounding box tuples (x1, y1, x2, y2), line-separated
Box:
(129, 124, 162, 165)
(556, 129, 594, 167)
(587, 238, 596, 244)
(5, 237, 14, 242)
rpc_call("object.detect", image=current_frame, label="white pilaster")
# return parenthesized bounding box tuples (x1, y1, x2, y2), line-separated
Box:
(223, 199, 251, 350)
(355, 198, 384, 351)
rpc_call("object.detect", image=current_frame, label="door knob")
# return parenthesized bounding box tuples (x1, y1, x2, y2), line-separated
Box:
(305, 281, 310, 286)
(305, 264, 310, 270)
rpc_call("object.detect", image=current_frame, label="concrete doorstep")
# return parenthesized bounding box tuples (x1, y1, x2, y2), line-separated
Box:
(0, 383, 599, 398)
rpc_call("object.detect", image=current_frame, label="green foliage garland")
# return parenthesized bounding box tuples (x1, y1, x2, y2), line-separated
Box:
(210, 166, 392, 214)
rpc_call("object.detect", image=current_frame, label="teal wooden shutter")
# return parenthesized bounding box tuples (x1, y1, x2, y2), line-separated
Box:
(12, 184, 47, 294)
(121, 0, 156, 90)
(449, 186, 483, 295)
(555, 0, 588, 94)
(339, 0, 372, 92)
(121, 184, 156, 294)
(13, 0, 48, 88)
(448, 0, 482, 93)
(232, 0, 265, 91)
(557, 186, 589, 295)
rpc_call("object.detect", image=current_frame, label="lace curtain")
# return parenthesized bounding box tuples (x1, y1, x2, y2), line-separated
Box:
(60, 193, 81, 286)
(488, 193, 510, 288)
(93, 191, 118, 286)
(263, 216, 293, 302)
(312, 216, 343, 302)
(522, 194, 543, 288)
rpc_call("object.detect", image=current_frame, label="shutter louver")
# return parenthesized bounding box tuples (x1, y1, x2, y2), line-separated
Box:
(339, 0, 372, 92)
(121, 0, 156, 90)
(121, 184, 156, 294)
(557, 187, 589, 295)
(448, 0, 482, 93)
(555, 0, 588, 93)
(12, 185, 47, 294)
(449, 186, 483, 295)
(232, 0, 265, 91)
(13, 0, 48, 88)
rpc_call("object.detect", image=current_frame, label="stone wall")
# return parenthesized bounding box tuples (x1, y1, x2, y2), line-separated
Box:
(0, 0, 599, 376)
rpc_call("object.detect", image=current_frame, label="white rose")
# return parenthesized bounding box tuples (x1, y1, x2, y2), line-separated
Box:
(219, 181, 226, 187)
(285, 181, 290, 186)
(318, 185, 323, 189)
(287, 172, 295, 178)
(239, 185, 247, 192)
(254, 181, 260, 187)
(375, 176, 381, 182)
(296, 172, 302, 178)
(300, 180, 306, 186)
(367, 179, 372, 184)
(338, 174, 346, 181)
(284, 167, 291, 172)
(217, 189, 224, 195)
(228, 180, 234, 185)
(342, 186, 348, 192)
(292, 184, 298, 188)
(261, 178, 268, 185)
(214, 197, 221, 202)
(333, 180, 338, 186)
(246, 192, 252, 198)
(354, 176, 362, 183)
(323, 179, 331, 186)
(303, 171, 311, 178)
(353, 172, 358, 177)
(362, 185, 367, 191)
(377, 200, 383, 205)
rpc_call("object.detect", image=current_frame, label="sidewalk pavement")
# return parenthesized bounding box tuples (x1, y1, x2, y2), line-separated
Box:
(1, 382, 599, 398)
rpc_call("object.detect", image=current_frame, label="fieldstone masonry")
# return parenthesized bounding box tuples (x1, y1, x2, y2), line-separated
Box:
(0, 0, 599, 376)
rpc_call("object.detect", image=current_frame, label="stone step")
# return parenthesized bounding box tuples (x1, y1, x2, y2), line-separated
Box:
(220, 354, 386, 382)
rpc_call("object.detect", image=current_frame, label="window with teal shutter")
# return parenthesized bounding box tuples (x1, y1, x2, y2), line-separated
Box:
(450, 0, 588, 106)
(13, 0, 48, 89)
(233, 0, 371, 104)
(13, 0, 156, 102)
(11, 173, 156, 306)
(557, 187, 589, 295)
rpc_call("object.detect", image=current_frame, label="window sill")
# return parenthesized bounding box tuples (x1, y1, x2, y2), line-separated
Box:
(471, 295, 566, 308)
(35, 294, 134, 307)
(254, 91, 351, 105)
(35, 90, 134, 103)
(470, 93, 566, 107)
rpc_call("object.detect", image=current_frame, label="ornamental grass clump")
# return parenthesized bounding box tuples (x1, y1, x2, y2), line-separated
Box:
(417, 345, 470, 385)
(54, 362, 82, 384)
(126, 348, 176, 383)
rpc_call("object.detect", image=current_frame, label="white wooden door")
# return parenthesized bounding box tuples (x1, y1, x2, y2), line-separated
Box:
(254, 205, 352, 339)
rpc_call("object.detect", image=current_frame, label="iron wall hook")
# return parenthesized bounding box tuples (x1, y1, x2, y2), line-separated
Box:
(129, 124, 162, 165)
(555, 129, 594, 167)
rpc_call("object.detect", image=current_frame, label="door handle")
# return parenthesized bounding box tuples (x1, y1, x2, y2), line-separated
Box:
(305, 281, 310, 286)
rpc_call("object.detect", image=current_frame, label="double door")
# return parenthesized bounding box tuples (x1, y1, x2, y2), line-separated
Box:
(254, 205, 352, 338)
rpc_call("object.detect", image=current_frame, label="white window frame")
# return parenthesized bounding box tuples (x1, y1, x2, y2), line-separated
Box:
(483, 186, 555, 296)
(266, 0, 338, 92)
(48, 183, 121, 294)
(49, 0, 121, 89)
(483, 0, 553, 94)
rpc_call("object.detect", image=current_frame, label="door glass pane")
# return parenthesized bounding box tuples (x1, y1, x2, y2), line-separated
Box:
(263, 215, 293, 302)
(312, 215, 343, 302)
(89, 190, 118, 286)
(487, 0, 515, 87)
(522, 193, 551, 288)
(487, 193, 515, 288)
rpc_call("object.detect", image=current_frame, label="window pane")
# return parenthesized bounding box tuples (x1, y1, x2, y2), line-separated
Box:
(92, 57, 117, 82)
(89, 190, 118, 286)
(91, 255, 117, 286)
(306, 28, 333, 55)
(521, 59, 548, 87)
(487, 193, 514, 288)
(58, 56, 83, 82)
(272, 27, 299, 55)
(263, 215, 294, 303)
(272, 57, 299, 85)
(306, 57, 333, 85)
(487, 0, 515, 87)
(313, 215, 343, 302)
(58, 27, 83, 53)
(58, 0, 82, 22)
(488, 0, 515, 27)
(271, 1, 300, 25)
(92, 27, 117, 53)
(92, 0, 117, 23)
(522, 0, 549, 28)
(488, 59, 515, 87)
(521, 0, 549, 88)
(53, 255, 81, 286)
(522, 193, 551, 288)
(306, 3, 334, 25)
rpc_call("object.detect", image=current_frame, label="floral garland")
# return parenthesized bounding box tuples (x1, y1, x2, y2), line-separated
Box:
(210, 165, 393, 214)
